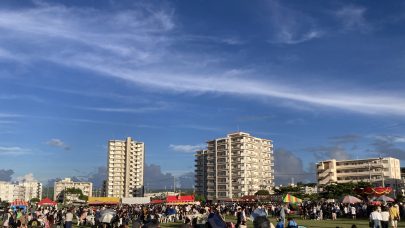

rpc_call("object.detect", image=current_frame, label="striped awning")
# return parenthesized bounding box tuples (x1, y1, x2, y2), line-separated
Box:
(10, 199, 29, 206)
(283, 194, 302, 203)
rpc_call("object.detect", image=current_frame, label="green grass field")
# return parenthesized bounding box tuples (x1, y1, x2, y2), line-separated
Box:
(2, 216, 404, 227)
(159, 217, 405, 228)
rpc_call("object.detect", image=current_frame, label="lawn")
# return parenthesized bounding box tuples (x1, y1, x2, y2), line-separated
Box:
(159, 217, 405, 228)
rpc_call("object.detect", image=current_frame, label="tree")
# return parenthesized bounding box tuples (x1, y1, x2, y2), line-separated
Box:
(61, 188, 88, 202)
(194, 194, 206, 202)
(255, 190, 270, 195)
(30, 198, 40, 204)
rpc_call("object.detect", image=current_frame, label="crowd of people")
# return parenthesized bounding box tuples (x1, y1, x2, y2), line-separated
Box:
(1, 200, 404, 228)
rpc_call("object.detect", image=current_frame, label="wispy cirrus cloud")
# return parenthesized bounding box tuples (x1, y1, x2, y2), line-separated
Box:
(0, 146, 31, 156)
(336, 5, 371, 32)
(0, 2, 405, 117)
(267, 0, 323, 44)
(169, 144, 205, 153)
(75, 102, 169, 114)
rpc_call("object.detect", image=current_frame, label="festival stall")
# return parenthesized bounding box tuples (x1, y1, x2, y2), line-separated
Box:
(355, 187, 393, 197)
(121, 197, 150, 205)
(10, 199, 29, 212)
(38, 198, 57, 206)
(87, 197, 120, 206)
(166, 195, 197, 205)
(363, 187, 392, 196)
(283, 194, 302, 204)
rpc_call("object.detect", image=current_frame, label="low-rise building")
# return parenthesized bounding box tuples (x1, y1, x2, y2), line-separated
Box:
(301, 186, 318, 195)
(317, 157, 401, 185)
(54, 178, 92, 201)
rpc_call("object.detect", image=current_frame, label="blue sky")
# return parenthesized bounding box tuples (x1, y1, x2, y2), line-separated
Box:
(1, 0, 405, 186)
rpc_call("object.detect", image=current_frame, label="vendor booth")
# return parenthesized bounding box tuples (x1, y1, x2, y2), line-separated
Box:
(87, 197, 120, 206)
(10, 199, 28, 212)
(38, 198, 57, 206)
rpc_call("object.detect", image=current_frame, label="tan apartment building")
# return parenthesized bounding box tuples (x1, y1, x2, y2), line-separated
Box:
(107, 137, 144, 198)
(54, 178, 93, 201)
(195, 132, 274, 200)
(317, 157, 401, 185)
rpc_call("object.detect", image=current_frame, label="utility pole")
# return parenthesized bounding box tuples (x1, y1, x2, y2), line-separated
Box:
(380, 157, 385, 187)
(369, 162, 372, 183)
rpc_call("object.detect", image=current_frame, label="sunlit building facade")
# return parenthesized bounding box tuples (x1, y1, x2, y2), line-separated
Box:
(317, 157, 401, 185)
(196, 132, 274, 200)
(107, 137, 144, 198)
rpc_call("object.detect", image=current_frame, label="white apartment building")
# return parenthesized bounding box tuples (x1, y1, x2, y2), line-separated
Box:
(107, 137, 144, 198)
(196, 132, 274, 200)
(54, 178, 93, 201)
(0, 181, 42, 202)
(0, 181, 16, 202)
(19, 181, 42, 200)
(317, 157, 401, 185)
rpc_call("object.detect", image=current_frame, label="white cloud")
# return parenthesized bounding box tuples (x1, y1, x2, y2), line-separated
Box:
(0, 146, 30, 156)
(46, 139, 70, 150)
(0, 3, 404, 117)
(267, 0, 323, 44)
(76, 102, 169, 113)
(374, 135, 405, 144)
(16, 173, 37, 182)
(336, 5, 370, 32)
(169, 144, 205, 153)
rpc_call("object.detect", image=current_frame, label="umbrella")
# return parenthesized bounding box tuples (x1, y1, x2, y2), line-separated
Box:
(376, 195, 395, 202)
(342, 195, 362, 204)
(99, 209, 116, 223)
(283, 194, 302, 203)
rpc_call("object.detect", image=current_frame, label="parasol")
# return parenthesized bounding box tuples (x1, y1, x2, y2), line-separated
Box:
(99, 209, 116, 223)
(341, 195, 362, 204)
(375, 195, 395, 202)
(283, 194, 302, 203)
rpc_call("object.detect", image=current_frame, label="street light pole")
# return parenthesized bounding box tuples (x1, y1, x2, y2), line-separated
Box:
(380, 157, 385, 188)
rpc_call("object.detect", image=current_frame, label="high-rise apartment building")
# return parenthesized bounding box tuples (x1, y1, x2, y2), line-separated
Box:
(107, 137, 144, 198)
(54, 178, 93, 201)
(195, 132, 274, 200)
(317, 157, 401, 185)
(195, 150, 208, 197)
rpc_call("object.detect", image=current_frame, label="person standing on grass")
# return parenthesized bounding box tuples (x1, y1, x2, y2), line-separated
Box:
(380, 206, 389, 228)
(389, 204, 400, 228)
(64, 209, 73, 228)
(369, 207, 382, 228)
(279, 205, 286, 225)
(350, 205, 356, 220)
